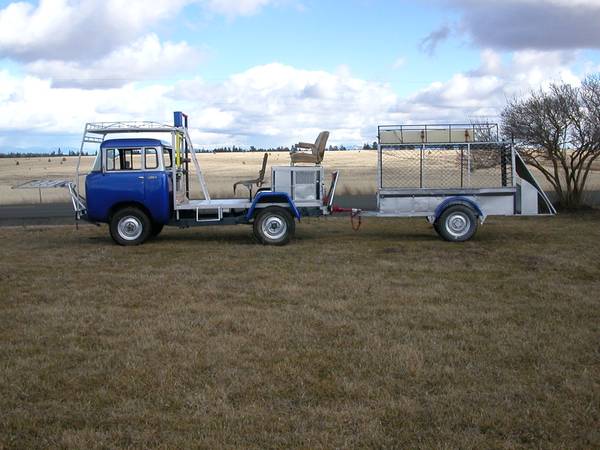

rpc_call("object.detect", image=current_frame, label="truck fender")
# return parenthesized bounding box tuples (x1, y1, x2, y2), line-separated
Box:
(245, 192, 301, 221)
(431, 197, 485, 224)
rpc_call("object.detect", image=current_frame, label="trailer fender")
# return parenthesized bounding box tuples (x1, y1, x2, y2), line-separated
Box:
(246, 191, 301, 221)
(432, 197, 485, 224)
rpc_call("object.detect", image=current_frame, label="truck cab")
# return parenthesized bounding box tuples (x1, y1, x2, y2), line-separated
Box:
(86, 138, 174, 231)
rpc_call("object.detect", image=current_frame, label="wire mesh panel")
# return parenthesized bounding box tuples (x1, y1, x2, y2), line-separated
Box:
(380, 143, 512, 189)
(468, 143, 513, 188)
(422, 145, 465, 188)
(381, 146, 422, 188)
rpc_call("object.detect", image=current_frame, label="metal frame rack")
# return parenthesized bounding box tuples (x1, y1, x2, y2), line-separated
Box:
(378, 123, 499, 145)
(377, 124, 512, 193)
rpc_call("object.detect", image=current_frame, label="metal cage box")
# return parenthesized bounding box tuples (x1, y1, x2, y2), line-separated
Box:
(272, 165, 324, 205)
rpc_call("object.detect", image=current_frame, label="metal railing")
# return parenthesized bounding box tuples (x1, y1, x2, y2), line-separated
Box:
(378, 123, 499, 145)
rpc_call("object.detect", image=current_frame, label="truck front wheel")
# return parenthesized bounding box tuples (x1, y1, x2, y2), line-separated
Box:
(109, 207, 152, 246)
(253, 206, 295, 246)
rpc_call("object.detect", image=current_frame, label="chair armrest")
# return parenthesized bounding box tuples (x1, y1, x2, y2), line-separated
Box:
(296, 142, 315, 149)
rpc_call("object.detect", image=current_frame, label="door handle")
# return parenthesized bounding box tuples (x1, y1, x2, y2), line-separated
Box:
(147, 176, 157, 180)
(138, 176, 145, 180)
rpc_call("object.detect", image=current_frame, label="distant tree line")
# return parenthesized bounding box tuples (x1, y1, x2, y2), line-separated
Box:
(1, 142, 378, 156)
(206, 143, 373, 153)
(0, 148, 95, 158)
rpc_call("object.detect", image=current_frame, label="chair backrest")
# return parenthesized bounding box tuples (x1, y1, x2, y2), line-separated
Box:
(313, 131, 329, 163)
(257, 152, 269, 182)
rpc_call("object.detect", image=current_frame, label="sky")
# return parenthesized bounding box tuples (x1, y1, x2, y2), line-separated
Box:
(0, 0, 599, 152)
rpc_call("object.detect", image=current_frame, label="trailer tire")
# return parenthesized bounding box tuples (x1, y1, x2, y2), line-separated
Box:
(253, 206, 295, 246)
(109, 207, 152, 246)
(435, 205, 478, 242)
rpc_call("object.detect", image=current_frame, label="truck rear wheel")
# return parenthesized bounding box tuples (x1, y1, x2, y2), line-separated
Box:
(109, 207, 151, 246)
(253, 206, 295, 246)
(435, 205, 478, 242)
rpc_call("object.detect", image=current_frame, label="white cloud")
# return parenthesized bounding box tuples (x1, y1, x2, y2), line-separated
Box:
(169, 63, 399, 145)
(0, 0, 283, 91)
(0, 69, 173, 135)
(0, 63, 399, 146)
(203, 0, 276, 17)
(402, 49, 583, 122)
(0, 0, 189, 61)
(25, 34, 203, 89)
(0, 55, 594, 149)
(0, 0, 277, 63)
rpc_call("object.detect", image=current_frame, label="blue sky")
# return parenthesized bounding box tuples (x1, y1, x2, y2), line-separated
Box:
(0, 0, 599, 152)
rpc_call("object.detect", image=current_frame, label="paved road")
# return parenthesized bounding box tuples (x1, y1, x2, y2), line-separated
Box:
(0, 203, 78, 226)
(0, 195, 378, 226)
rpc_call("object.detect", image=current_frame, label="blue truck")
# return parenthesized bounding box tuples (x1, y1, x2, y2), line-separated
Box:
(70, 112, 337, 246)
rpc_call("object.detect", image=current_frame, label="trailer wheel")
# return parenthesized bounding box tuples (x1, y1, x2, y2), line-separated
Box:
(253, 206, 295, 246)
(435, 205, 478, 242)
(109, 207, 151, 246)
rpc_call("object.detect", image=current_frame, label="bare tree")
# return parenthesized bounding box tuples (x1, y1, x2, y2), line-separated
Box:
(501, 75, 600, 208)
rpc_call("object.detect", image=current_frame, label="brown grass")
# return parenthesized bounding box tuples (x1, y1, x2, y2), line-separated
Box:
(1, 214, 599, 448)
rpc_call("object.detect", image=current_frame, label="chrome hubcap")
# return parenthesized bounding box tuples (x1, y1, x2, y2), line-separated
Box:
(446, 213, 470, 238)
(262, 215, 287, 240)
(117, 216, 143, 241)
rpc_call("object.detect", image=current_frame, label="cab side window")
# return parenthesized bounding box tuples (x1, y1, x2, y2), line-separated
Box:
(144, 148, 159, 170)
(106, 148, 142, 171)
(163, 147, 173, 169)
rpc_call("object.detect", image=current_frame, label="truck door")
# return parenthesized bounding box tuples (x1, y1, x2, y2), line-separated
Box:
(85, 147, 145, 222)
(104, 148, 145, 201)
(143, 146, 170, 223)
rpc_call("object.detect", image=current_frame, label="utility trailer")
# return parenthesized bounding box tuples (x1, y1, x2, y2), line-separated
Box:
(66, 112, 338, 245)
(57, 114, 553, 245)
(369, 123, 556, 241)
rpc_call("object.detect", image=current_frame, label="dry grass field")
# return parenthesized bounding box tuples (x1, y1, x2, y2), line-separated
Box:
(3, 152, 600, 205)
(0, 153, 379, 205)
(1, 213, 599, 448)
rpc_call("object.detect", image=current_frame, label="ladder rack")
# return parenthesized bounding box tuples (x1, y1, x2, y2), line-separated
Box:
(75, 116, 211, 202)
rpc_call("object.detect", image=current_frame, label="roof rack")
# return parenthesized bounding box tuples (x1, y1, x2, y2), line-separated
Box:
(84, 121, 178, 136)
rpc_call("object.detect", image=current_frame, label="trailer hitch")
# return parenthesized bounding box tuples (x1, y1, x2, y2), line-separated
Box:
(331, 205, 362, 231)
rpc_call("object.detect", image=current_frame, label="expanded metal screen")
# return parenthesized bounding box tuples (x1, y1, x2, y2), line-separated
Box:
(380, 143, 513, 189)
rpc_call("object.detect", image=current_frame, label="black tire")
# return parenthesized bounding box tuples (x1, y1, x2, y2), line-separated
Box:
(435, 205, 478, 242)
(109, 207, 152, 246)
(150, 222, 164, 238)
(253, 206, 295, 246)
